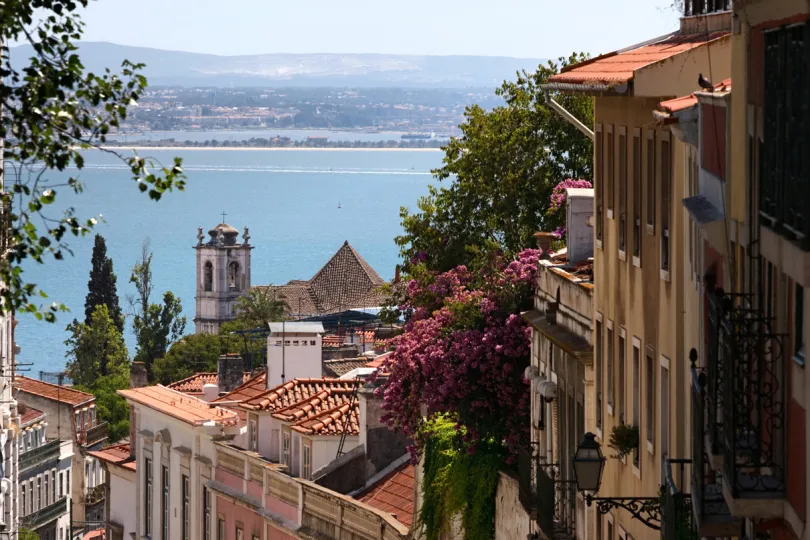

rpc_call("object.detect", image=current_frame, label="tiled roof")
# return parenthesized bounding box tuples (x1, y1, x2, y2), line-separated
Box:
(322, 358, 370, 378)
(118, 385, 239, 426)
(256, 241, 388, 317)
(548, 31, 729, 88)
(271, 386, 357, 423)
(365, 352, 393, 369)
(20, 406, 45, 426)
(658, 78, 732, 113)
(167, 372, 252, 394)
(82, 529, 105, 540)
(14, 376, 95, 406)
(359, 462, 415, 527)
(242, 378, 357, 412)
(89, 443, 136, 472)
(213, 371, 267, 404)
(290, 402, 359, 436)
(322, 335, 343, 347)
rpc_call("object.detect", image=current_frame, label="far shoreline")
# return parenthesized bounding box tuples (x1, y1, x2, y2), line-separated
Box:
(97, 146, 443, 152)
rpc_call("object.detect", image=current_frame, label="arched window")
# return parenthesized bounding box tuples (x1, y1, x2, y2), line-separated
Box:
(204, 261, 213, 292)
(228, 261, 240, 291)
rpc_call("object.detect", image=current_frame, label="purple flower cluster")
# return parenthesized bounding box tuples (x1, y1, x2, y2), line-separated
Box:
(377, 249, 542, 457)
(548, 178, 593, 214)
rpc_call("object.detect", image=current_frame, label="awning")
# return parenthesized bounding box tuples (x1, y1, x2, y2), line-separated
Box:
(682, 195, 727, 256)
(522, 310, 593, 365)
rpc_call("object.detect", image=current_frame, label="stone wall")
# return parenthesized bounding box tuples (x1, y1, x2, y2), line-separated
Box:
(494, 472, 531, 540)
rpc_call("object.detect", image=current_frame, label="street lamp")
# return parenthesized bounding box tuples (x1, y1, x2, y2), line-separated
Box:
(571, 433, 662, 530)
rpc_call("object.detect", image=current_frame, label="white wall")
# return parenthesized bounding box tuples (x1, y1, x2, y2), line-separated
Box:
(310, 435, 360, 477)
(266, 332, 323, 388)
(258, 413, 280, 462)
(109, 470, 136, 538)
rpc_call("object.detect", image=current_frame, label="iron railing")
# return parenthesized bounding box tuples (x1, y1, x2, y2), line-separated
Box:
(706, 290, 725, 455)
(22, 496, 68, 529)
(663, 459, 697, 540)
(517, 445, 575, 540)
(710, 289, 786, 498)
(19, 439, 60, 473)
(79, 422, 109, 447)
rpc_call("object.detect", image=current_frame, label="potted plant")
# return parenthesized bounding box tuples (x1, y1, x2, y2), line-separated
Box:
(608, 423, 639, 460)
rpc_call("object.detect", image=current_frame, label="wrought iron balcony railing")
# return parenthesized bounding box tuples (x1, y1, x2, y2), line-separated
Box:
(690, 366, 739, 536)
(19, 439, 60, 473)
(710, 289, 786, 515)
(79, 422, 109, 447)
(663, 459, 697, 540)
(517, 444, 577, 540)
(85, 484, 105, 505)
(22, 496, 68, 529)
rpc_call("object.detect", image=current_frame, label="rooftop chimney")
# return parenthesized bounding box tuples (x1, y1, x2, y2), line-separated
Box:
(359, 378, 410, 481)
(565, 188, 595, 265)
(218, 354, 244, 394)
(130, 362, 148, 389)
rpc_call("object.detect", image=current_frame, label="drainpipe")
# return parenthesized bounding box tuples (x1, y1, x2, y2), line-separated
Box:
(543, 89, 594, 141)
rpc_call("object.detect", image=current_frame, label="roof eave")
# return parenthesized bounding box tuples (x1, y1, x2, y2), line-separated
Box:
(541, 82, 629, 96)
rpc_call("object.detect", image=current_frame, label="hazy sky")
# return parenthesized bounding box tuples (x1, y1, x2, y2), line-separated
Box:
(78, 0, 680, 58)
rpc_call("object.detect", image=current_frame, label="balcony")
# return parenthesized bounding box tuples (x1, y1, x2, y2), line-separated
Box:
(22, 496, 68, 530)
(517, 444, 576, 540)
(19, 439, 60, 473)
(709, 289, 786, 518)
(79, 422, 109, 448)
(662, 459, 697, 540)
(690, 367, 740, 536)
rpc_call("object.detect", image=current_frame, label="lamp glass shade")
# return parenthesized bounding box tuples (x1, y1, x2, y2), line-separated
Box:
(572, 432, 605, 492)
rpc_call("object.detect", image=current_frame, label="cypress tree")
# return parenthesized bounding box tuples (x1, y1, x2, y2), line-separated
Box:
(85, 234, 124, 332)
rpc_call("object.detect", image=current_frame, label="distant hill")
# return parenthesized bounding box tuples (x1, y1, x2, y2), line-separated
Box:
(9, 42, 546, 88)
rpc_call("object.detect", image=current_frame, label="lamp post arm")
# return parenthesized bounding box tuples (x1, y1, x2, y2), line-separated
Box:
(585, 495, 662, 530)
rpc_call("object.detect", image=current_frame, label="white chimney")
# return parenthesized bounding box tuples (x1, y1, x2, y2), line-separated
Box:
(202, 384, 220, 402)
(565, 188, 595, 265)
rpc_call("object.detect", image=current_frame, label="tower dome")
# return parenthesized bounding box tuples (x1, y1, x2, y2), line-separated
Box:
(208, 223, 240, 246)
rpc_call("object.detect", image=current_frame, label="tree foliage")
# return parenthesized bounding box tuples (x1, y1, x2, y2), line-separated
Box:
(233, 286, 289, 327)
(76, 371, 130, 442)
(152, 332, 228, 386)
(85, 234, 123, 332)
(0, 0, 185, 321)
(65, 304, 129, 386)
(396, 54, 592, 274)
(378, 249, 540, 455)
(130, 243, 186, 380)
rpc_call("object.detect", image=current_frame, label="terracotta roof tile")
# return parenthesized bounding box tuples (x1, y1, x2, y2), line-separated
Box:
(242, 378, 357, 412)
(168, 371, 252, 395)
(290, 402, 359, 436)
(14, 376, 94, 407)
(118, 385, 238, 426)
(212, 371, 267, 404)
(271, 386, 357, 423)
(549, 31, 729, 87)
(89, 443, 136, 472)
(658, 77, 732, 113)
(255, 241, 388, 317)
(358, 462, 415, 527)
(20, 406, 45, 426)
(322, 358, 370, 377)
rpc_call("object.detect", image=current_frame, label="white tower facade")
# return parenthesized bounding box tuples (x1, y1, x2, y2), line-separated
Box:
(194, 222, 252, 334)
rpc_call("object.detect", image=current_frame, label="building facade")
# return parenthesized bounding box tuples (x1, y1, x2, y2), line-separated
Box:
(194, 222, 252, 334)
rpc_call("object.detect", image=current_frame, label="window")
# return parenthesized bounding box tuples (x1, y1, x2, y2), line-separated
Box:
(145, 458, 152, 536)
(646, 134, 655, 229)
(660, 138, 671, 272)
(795, 284, 805, 364)
(303, 443, 312, 480)
(66, 472, 69, 496)
(249, 417, 259, 453)
(182, 474, 190, 540)
(607, 324, 614, 411)
(37, 476, 41, 511)
(661, 362, 670, 458)
(310, 340, 316, 346)
(596, 320, 603, 430)
(44, 473, 49, 506)
(21, 484, 25, 517)
(52, 470, 56, 502)
(646, 349, 655, 446)
(633, 132, 642, 259)
(162, 466, 169, 540)
(228, 261, 241, 291)
(595, 124, 604, 242)
(60, 472, 63, 498)
(236, 527, 244, 540)
(204, 261, 213, 292)
(619, 127, 627, 252)
(218, 517, 226, 540)
(282, 430, 291, 467)
(29, 481, 33, 513)
(607, 125, 615, 216)
(203, 486, 211, 540)
(632, 340, 641, 467)
(293, 340, 299, 346)
(608, 519, 614, 540)
(618, 332, 626, 424)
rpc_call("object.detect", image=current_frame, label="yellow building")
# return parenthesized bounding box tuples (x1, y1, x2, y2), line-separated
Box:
(542, 7, 732, 540)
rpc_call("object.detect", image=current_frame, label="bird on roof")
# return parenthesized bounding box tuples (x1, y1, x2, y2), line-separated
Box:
(698, 73, 714, 92)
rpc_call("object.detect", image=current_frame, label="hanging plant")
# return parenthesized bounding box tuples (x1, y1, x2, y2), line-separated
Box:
(608, 424, 639, 460)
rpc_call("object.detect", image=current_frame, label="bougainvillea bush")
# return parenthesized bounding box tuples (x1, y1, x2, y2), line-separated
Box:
(547, 178, 593, 237)
(377, 248, 542, 457)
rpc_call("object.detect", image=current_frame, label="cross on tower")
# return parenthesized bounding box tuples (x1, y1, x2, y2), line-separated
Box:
(220, 210, 227, 223)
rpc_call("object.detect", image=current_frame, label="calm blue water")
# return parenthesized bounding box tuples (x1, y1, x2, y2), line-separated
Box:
(17, 148, 441, 374)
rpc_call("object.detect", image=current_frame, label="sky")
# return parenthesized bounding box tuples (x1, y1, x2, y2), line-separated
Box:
(78, 0, 681, 58)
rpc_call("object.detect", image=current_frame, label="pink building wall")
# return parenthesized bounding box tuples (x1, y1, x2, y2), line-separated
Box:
(216, 495, 265, 540)
(216, 468, 244, 489)
(264, 493, 298, 525)
(267, 522, 298, 540)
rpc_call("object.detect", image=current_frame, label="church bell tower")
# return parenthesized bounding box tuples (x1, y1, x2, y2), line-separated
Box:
(194, 218, 252, 334)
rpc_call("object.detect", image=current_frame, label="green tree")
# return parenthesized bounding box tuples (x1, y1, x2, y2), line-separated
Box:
(152, 333, 227, 385)
(395, 54, 593, 274)
(85, 234, 124, 332)
(0, 1, 185, 322)
(76, 371, 130, 442)
(233, 287, 289, 328)
(64, 304, 129, 387)
(132, 291, 186, 381)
